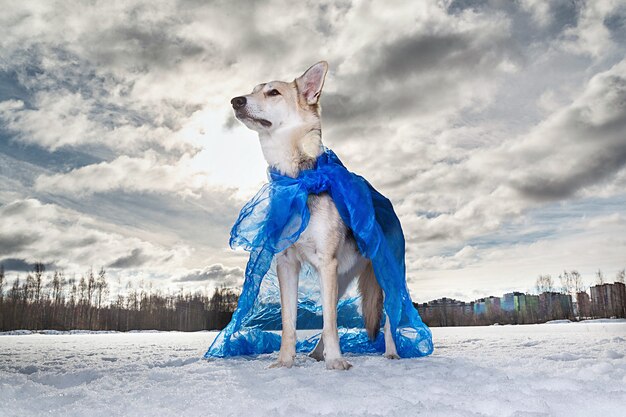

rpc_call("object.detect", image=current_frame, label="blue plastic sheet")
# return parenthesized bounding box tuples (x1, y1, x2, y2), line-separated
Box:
(205, 148, 433, 359)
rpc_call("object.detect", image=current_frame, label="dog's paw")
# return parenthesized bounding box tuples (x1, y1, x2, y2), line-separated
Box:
(384, 352, 400, 360)
(325, 357, 352, 370)
(269, 358, 294, 369)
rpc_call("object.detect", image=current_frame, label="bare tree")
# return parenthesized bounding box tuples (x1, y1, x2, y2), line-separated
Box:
(51, 272, 62, 304)
(535, 274, 555, 293)
(0, 265, 4, 328)
(9, 277, 20, 301)
(559, 270, 586, 297)
(595, 269, 605, 285)
(78, 276, 87, 303)
(570, 270, 585, 293)
(559, 270, 573, 295)
(68, 277, 77, 306)
(0, 264, 5, 304)
(616, 268, 625, 284)
(87, 269, 96, 304)
(33, 263, 44, 303)
(95, 267, 109, 310)
(0, 265, 240, 332)
(25, 273, 35, 302)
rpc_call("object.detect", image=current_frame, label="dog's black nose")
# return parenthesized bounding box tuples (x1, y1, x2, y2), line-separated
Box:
(231, 96, 247, 110)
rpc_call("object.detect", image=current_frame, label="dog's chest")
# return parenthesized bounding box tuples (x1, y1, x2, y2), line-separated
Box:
(289, 193, 361, 274)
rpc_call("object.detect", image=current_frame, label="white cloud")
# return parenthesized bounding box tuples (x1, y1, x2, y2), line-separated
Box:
(560, 0, 623, 57)
(520, 0, 552, 27)
(34, 151, 209, 197)
(0, 198, 188, 272)
(410, 209, 626, 302)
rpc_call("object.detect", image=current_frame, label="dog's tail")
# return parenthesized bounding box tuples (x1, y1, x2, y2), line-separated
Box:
(358, 261, 383, 340)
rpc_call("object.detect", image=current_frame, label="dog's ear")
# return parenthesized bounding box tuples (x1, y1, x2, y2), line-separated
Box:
(296, 61, 328, 105)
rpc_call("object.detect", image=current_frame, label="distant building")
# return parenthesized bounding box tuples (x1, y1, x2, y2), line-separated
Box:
(414, 283, 623, 327)
(416, 297, 472, 326)
(523, 294, 539, 323)
(501, 293, 515, 312)
(539, 292, 573, 321)
(590, 282, 626, 318)
(485, 296, 501, 314)
(474, 299, 486, 315)
(501, 292, 538, 323)
(462, 301, 475, 315)
(576, 292, 591, 318)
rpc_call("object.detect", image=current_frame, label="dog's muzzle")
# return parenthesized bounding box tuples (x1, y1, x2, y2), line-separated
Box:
(231, 96, 246, 110)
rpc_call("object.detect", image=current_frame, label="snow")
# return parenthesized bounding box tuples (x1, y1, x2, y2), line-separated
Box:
(1, 322, 625, 417)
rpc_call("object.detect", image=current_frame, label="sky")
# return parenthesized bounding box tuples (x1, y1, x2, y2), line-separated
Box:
(0, 0, 625, 303)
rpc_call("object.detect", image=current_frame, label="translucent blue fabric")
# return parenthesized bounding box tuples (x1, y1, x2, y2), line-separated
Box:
(205, 148, 433, 359)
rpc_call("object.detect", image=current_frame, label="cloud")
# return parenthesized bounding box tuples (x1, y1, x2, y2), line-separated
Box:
(34, 151, 210, 197)
(176, 264, 244, 287)
(559, 0, 624, 57)
(508, 60, 626, 201)
(409, 202, 626, 302)
(321, 2, 517, 130)
(0, 198, 186, 272)
(365, 58, 626, 283)
(0, 258, 58, 273)
(0, 232, 39, 256)
(0, 91, 197, 155)
(108, 248, 151, 269)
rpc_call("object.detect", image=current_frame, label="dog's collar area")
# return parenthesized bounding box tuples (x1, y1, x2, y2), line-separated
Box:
(268, 147, 336, 182)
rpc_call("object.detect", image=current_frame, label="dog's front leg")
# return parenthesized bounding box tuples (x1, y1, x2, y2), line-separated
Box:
(270, 252, 300, 368)
(319, 258, 352, 370)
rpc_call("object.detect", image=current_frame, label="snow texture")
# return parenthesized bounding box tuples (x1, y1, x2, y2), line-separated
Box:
(1, 321, 625, 417)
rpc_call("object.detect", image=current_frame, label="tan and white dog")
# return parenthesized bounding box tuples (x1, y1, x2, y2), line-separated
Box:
(231, 62, 398, 370)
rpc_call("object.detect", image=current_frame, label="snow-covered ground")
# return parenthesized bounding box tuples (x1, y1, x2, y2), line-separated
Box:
(1, 321, 625, 417)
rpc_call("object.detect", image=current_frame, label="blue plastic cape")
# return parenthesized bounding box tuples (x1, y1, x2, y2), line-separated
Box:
(205, 148, 433, 358)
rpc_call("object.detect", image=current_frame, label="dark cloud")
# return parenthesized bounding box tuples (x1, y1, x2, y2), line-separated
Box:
(0, 134, 102, 174)
(514, 148, 626, 201)
(322, 20, 517, 127)
(108, 248, 150, 269)
(313, 1, 353, 36)
(603, 6, 626, 54)
(372, 34, 471, 81)
(547, 1, 582, 32)
(446, 0, 489, 14)
(0, 258, 57, 272)
(0, 198, 182, 273)
(176, 264, 243, 286)
(0, 232, 39, 256)
(84, 24, 208, 71)
(510, 63, 626, 201)
(0, 71, 30, 103)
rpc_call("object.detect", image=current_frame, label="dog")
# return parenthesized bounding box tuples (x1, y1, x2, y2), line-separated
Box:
(230, 61, 399, 370)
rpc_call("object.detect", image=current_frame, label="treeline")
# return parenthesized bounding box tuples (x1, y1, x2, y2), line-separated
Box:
(0, 264, 239, 332)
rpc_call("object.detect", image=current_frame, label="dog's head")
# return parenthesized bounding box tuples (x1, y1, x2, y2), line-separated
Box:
(231, 61, 328, 134)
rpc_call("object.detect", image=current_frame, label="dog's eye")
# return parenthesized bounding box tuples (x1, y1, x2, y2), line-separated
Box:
(267, 89, 281, 96)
